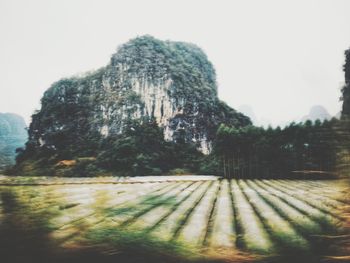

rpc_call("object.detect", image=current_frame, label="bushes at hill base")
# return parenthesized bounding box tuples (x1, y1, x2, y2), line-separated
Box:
(10, 117, 349, 178)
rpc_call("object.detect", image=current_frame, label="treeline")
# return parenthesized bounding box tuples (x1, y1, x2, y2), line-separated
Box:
(212, 118, 350, 178)
(341, 48, 350, 116)
(12, 115, 350, 178)
(95, 119, 202, 177)
(13, 118, 203, 177)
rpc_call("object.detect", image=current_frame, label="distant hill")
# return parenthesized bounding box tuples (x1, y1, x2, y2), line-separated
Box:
(238, 104, 335, 128)
(14, 35, 251, 176)
(0, 113, 27, 169)
(238, 105, 280, 127)
(20, 36, 250, 158)
(300, 105, 332, 122)
(238, 105, 257, 124)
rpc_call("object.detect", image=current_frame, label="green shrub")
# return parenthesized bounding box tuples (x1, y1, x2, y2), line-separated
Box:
(168, 168, 190, 175)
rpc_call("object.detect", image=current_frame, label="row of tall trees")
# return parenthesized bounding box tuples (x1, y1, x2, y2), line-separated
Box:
(213, 119, 345, 178)
(341, 48, 350, 117)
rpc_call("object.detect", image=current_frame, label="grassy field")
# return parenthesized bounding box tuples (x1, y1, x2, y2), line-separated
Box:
(0, 175, 348, 263)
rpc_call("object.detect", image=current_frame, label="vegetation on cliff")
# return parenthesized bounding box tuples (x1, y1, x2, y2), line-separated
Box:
(11, 38, 350, 178)
(13, 36, 250, 176)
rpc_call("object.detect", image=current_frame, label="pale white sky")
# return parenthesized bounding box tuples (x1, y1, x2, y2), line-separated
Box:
(0, 0, 349, 126)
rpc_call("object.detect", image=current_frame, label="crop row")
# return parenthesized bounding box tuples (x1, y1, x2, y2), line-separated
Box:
(0, 178, 346, 256)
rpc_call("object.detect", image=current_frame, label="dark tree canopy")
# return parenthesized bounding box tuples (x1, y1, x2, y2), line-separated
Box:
(341, 48, 350, 118)
(212, 119, 344, 179)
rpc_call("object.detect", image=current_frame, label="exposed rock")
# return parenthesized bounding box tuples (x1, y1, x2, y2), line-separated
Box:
(23, 35, 250, 159)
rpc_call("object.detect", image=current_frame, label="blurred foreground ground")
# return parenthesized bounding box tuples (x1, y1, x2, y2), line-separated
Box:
(0, 175, 348, 263)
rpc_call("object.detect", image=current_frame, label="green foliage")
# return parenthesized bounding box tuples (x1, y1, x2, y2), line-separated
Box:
(95, 118, 204, 176)
(168, 168, 190, 175)
(14, 35, 251, 177)
(16, 74, 103, 166)
(110, 35, 251, 143)
(212, 118, 347, 178)
(97, 119, 163, 176)
(84, 227, 196, 262)
(198, 155, 221, 175)
(341, 48, 350, 118)
(112, 35, 217, 98)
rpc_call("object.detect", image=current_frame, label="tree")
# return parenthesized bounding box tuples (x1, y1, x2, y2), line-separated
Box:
(341, 48, 350, 118)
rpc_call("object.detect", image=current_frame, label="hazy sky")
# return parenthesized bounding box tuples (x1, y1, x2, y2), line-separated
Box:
(1, 0, 350, 126)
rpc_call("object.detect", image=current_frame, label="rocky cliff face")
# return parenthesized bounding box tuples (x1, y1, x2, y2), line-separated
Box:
(0, 113, 27, 168)
(25, 36, 250, 158)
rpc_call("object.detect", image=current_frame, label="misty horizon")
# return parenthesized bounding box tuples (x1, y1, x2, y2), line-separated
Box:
(1, 0, 350, 127)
